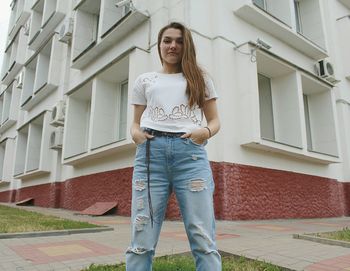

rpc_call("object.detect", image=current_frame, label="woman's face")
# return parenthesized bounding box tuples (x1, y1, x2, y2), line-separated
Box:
(159, 28, 183, 67)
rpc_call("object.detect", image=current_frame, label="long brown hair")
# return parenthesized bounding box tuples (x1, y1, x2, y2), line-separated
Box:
(157, 22, 206, 108)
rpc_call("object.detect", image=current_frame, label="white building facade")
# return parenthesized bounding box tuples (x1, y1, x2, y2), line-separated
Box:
(0, 0, 350, 220)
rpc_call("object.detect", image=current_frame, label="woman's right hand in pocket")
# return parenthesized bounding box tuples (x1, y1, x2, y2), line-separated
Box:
(132, 129, 154, 145)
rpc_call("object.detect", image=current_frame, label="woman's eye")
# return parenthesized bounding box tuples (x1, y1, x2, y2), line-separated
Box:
(163, 39, 171, 43)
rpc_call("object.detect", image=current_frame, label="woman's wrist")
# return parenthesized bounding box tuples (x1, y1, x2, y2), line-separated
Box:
(204, 126, 212, 139)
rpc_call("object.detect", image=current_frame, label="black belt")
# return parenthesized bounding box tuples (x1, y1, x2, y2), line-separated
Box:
(144, 128, 185, 137)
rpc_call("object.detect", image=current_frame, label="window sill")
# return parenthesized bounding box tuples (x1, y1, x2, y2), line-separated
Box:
(1, 62, 23, 85)
(14, 169, 50, 180)
(63, 140, 134, 166)
(0, 119, 16, 134)
(242, 139, 340, 164)
(71, 10, 149, 69)
(21, 83, 57, 111)
(234, 3, 328, 59)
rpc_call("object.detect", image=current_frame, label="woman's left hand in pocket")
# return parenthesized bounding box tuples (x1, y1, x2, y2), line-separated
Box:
(180, 128, 209, 145)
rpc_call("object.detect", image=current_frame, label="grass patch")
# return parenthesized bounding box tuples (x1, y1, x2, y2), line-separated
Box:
(311, 227, 350, 242)
(82, 254, 286, 271)
(0, 204, 99, 233)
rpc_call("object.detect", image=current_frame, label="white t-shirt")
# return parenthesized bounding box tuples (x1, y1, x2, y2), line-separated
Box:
(131, 71, 218, 133)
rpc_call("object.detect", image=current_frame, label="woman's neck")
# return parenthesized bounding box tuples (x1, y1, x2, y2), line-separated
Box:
(161, 64, 182, 74)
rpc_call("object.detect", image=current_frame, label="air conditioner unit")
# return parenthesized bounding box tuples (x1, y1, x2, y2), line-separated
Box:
(16, 71, 24, 89)
(50, 100, 66, 126)
(50, 127, 64, 150)
(58, 18, 73, 43)
(315, 59, 339, 84)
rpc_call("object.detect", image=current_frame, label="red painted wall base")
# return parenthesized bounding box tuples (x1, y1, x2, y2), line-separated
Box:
(1, 162, 349, 220)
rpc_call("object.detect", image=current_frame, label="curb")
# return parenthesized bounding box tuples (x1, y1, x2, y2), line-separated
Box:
(293, 233, 350, 248)
(0, 226, 114, 239)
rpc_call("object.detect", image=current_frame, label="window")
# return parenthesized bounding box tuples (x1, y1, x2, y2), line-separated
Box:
(235, 1, 327, 59)
(118, 81, 128, 140)
(28, 0, 44, 45)
(240, 47, 338, 162)
(21, 57, 38, 106)
(71, 0, 148, 69)
(26, 116, 44, 172)
(21, 35, 62, 110)
(64, 53, 133, 164)
(0, 138, 15, 183)
(89, 78, 128, 150)
(0, 81, 20, 133)
(28, 0, 66, 51)
(14, 124, 29, 176)
(258, 74, 275, 140)
(64, 81, 92, 158)
(42, 0, 57, 27)
(251, 0, 292, 26)
(100, 0, 132, 36)
(7, 0, 30, 42)
(1, 27, 27, 85)
(293, 0, 326, 49)
(34, 39, 52, 93)
(303, 94, 312, 150)
(294, 0, 302, 33)
(301, 75, 338, 156)
(2, 87, 13, 124)
(14, 112, 51, 178)
(14, 0, 25, 23)
(256, 52, 302, 148)
(72, 0, 101, 61)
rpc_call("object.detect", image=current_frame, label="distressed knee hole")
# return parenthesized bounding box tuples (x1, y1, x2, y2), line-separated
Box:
(136, 197, 144, 210)
(126, 247, 148, 255)
(189, 179, 207, 192)
(134, 215, 149, 231)
(134, 179, 146, 191)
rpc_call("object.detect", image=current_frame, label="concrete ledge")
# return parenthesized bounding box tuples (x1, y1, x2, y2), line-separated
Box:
(0, 226, 114, 239)
(293, 233, 350, 248)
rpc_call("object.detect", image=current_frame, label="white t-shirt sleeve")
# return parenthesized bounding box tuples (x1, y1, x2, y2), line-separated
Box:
(131, 74, 147, 105)
(204, 76, 218, 101)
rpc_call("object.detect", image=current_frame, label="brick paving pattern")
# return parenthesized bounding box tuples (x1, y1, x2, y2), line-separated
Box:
(2, 203, 350, 270)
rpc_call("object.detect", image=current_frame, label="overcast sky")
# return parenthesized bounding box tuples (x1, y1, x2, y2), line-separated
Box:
(0, 0, 12, 70)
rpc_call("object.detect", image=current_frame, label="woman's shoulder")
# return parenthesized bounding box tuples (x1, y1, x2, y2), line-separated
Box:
(202, 72, 215, 88)
(136, 71, 158, 79)
(135, 72, 158, 84)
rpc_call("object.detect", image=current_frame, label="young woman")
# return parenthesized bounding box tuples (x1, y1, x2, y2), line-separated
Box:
(126, 22, 221, 271)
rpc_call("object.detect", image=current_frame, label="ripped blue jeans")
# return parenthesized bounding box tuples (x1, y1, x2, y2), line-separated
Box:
(126, 135, 221, 271)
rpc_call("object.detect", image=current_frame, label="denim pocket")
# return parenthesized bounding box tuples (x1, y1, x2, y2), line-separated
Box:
(189, 138, 207, 147)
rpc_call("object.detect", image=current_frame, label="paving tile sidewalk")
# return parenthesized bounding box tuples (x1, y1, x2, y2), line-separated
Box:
(1, 203, 350, 270)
